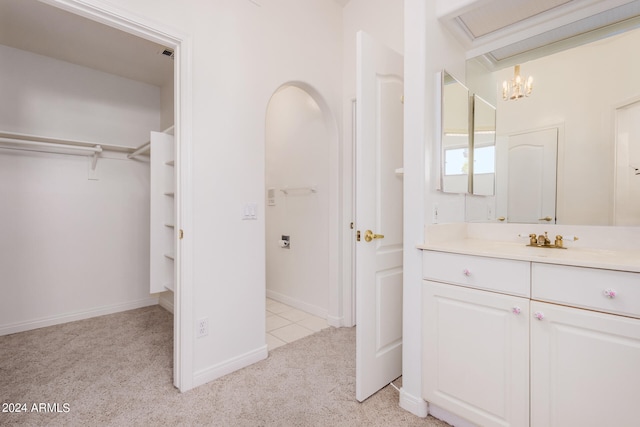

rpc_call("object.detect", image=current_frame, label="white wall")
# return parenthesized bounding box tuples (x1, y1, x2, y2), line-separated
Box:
(403, 0, 468, 416)
(494, 29, 640, 225)
(0, 44, 160, 148)
(265, 85, 330, 317)
(0, 45, 161, 334)
(0, 46, 160, 334)
(81, 0, 344, 385)
(0, 150, 154, 334)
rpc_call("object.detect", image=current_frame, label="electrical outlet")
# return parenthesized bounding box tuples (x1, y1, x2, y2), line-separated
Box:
(197, 317, 209, 338)
(487, 204, 494, 219)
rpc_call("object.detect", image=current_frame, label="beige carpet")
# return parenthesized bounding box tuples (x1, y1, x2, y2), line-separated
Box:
(0, 306, 450, 426)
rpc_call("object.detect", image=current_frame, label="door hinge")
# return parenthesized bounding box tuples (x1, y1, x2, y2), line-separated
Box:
(179, 229, 184, 240)
(350, 222, 354, 229)
(356, 230, 361, 242)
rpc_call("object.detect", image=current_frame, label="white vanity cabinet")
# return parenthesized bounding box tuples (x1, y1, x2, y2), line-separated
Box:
(422, 251, 531, 427)
(422, 246, 640, 427)
(530, 264, 640, 427)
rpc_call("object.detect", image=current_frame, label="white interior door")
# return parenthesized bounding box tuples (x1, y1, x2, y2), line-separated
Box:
(614, 100, 640, 225)
(355, 31, 404, 402)
(506, 128, 558, 224)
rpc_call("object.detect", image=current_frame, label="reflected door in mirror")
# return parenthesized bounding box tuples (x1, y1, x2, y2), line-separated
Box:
(501, 128, 558, 223)
(615, 100, 640, 226)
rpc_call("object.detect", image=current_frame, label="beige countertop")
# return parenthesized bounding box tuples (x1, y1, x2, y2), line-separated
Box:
(418, 239, 640, 273)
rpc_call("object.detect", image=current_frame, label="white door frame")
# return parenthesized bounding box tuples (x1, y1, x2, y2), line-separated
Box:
(43, 0, 194, 392)
(613, 95, 640, 225)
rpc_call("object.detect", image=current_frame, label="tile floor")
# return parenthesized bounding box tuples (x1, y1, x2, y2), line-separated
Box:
(266, 298, 330, 351)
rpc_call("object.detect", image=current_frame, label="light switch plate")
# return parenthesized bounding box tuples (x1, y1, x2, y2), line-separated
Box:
(242, 203, 258, 220)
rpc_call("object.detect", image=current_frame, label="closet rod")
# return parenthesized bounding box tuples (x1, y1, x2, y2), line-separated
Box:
(127, 142, 150, 159)
(0, 130, 135, 153)
(0, 136, 103, 154)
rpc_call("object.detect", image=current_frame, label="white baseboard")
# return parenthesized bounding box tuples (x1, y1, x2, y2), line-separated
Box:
(0, 296, 159, 336)
(327, 314, 343, 328)
(428, 403, 478, 427)
(193, 345, 268, 388)
(399, 388, 429, 418)
(158, 291, 174, 314)
(266, 289, 328, 319)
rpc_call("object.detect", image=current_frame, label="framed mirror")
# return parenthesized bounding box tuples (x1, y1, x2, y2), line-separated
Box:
(441, 71, 471, 194)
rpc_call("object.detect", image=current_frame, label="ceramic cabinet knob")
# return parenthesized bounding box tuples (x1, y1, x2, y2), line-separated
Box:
(604, 289, 617, 299)
(512, 306, 522, 315)
(534, 311, 545, 320)
(463, 268, 471, 277)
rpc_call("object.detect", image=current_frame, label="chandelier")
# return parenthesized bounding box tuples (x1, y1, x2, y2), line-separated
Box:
(502, 65, 533, 101)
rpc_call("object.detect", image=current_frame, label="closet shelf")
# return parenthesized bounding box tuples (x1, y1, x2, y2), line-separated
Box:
(164, 253, 175, 260)
(164, 192, 175, 197)
(165, 160, 175, 166)
(164, 223, 175, 228)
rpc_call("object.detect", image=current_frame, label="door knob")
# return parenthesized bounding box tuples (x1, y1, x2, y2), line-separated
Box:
(364, 230, 384, 242)
(538, 216, 553, 222)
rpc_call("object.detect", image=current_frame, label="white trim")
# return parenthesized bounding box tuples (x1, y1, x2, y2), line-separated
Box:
(44, 0, 195, 392)
(174, 30, 195, 394)
(158, 292, 175, 314)
(266, 290, 328, 320)
(437, 0, 636, 61)
(193, 346, 268, 388)
(399, 388, 429, 418)
(0, 297, 159, 336)
(428, 403, 479, 427)
(340, 98, 357, 328)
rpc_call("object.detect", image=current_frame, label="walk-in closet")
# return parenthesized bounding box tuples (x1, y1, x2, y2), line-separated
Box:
(0, 0, 175, 339)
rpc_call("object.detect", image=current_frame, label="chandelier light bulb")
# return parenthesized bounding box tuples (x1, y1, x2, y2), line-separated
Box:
(502, 64, 533, 101)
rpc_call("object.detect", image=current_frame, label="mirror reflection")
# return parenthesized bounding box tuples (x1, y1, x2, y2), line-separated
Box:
(467, 26, 640, 226)
(441, 71, 470, 194)
(472, 95, 496, 196)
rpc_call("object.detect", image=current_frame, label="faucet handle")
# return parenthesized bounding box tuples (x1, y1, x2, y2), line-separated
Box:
(554, 235, 579, 248)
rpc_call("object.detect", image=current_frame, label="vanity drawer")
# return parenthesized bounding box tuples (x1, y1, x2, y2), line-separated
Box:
(532, 263, 640, 319)
(423, 251, 530, 297)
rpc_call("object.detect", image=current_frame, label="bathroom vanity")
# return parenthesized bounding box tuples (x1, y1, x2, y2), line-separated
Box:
(419, 224, 640, 427)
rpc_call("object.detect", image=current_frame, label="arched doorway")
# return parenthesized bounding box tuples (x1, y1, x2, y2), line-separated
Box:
(264, 83, 339, 349)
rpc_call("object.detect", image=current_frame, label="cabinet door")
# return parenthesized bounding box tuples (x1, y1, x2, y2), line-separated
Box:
(423, 281, 530, 427)
(531, 301, 640, 427)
